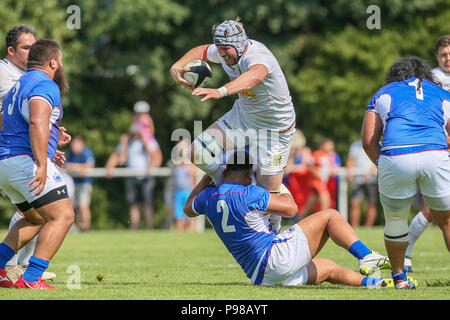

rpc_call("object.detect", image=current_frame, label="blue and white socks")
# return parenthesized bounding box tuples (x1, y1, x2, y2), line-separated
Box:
(23, 256, 49, 283)
(349, 240, 372, 260)
(0, 243, 15, 269)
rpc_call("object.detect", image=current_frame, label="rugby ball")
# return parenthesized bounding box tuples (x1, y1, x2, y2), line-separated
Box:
(183, 60, 212, 88)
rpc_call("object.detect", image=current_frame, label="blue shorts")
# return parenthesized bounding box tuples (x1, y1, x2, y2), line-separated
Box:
(174, 190, 191, 219)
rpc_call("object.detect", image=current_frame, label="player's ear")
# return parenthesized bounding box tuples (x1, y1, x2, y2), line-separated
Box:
(49, 58, 58, 70)
(7, 46, 15, 56)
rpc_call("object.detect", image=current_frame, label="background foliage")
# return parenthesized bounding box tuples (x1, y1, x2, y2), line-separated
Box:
(0, 0, 448, 228)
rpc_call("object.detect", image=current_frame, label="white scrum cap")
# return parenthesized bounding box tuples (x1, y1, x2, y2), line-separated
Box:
(213, 19, 248, 58)
(133, 100, 150, 113)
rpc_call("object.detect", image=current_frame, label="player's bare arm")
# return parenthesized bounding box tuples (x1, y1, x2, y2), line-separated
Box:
(192, 64, 268, 102)
(361, 111, 383, 165)
(170, 45, 210, 89)
(266, 192, 298, 218)
(183, 174, 212, 217)
(28, 99, 51, 196)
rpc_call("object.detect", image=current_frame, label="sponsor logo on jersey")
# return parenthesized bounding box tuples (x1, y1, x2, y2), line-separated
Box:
(53, 172, 62, 183)
(239, 90, 256, 98)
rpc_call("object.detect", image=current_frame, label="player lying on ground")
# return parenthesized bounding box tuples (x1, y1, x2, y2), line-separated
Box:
(183, 151, 392, 287)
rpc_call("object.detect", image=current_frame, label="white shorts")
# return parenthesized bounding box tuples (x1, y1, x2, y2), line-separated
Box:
(378, 151, 450, 200)
(0, 155, 68, 207)
(217, 102, 295, 176)
(261, 224, 311, 286)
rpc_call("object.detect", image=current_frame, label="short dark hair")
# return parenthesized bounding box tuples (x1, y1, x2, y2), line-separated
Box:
(225, 150, 254, 173)
(5, 25, 36, 54)
(435, 35, 450, 54)
(27, 39, 61, 69)
(385, 56, 436, 86)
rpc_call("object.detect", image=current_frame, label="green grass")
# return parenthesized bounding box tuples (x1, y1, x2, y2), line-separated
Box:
(0, 226, 449, 300)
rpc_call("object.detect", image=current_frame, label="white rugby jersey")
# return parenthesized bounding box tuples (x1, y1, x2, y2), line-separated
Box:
(207, 40, 295, 130)
(0, 58, 24, 113)
(432, 67, 450, 91)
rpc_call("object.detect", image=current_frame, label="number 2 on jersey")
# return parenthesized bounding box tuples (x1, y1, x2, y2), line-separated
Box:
(216, 200, 236, 233)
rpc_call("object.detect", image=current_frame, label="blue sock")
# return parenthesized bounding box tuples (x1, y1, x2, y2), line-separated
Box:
(23, 256, 49, 283)
(361, 276, 384, 287)
(348, 240, 372, 260)
(392, 270, 407, 283)
(0, 243, 15, 269)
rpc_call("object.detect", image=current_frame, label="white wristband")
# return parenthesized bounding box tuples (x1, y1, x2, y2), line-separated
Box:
(218, 86, 228, 97)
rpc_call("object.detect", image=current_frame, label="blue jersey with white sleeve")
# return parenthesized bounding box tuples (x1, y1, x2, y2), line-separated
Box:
(367, 77, 450, 156)
(193, 182, 276, 283)
(0, 69, 63, 161)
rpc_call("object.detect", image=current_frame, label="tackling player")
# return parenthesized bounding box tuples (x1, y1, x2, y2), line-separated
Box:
(170, 18, 296, 231)
(0, 39, 74, 289)
(362, 56, 450, 289)
(183, 151, 391, 288)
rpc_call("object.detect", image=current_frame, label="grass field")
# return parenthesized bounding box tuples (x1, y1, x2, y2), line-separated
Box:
(0, 225, 449, 300)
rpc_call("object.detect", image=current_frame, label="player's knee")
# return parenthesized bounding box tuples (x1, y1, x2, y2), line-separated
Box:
(383, 207, 410, 242)
(319, 208, 341, 221)
(381, 194, 412, 242)
(52, 205, 75, 226)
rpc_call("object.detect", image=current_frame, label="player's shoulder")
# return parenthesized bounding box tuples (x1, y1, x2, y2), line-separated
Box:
(0, 59, 9, 71)
(242, 40, 274, 60)
(246, 184, 266, 194)
(27, 74, 59, 95)
(432, 67, 445, 77)
(374, 80, 404, 96)
(423, 78, 450, 99)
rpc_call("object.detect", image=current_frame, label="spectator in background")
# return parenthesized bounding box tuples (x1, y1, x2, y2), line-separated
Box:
(346, 139, 378, 228)
(132, 100, 155, 145)
(307, 138, 339, 213)
(65, 136, 95, 232)
(284, 129, 313, 219)
(171, 138, 198, 231)
(106, 124, 162, 230)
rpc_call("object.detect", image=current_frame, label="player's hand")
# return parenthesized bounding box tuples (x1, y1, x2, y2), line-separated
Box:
(170, 65, 194, 89)
(58, 126, 72, 147)
(28, 165, 47, 196)
(53, 150, 66, 168)
(192, 88, 223, 102)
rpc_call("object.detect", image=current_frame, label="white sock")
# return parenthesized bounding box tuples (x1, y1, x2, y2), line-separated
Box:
(18, 235, 37, 266)
(405, 211, 430, 258)
(6, 211, 22, 266)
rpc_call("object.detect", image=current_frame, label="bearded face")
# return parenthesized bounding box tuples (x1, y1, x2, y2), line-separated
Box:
(53, 62, 69, 93)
